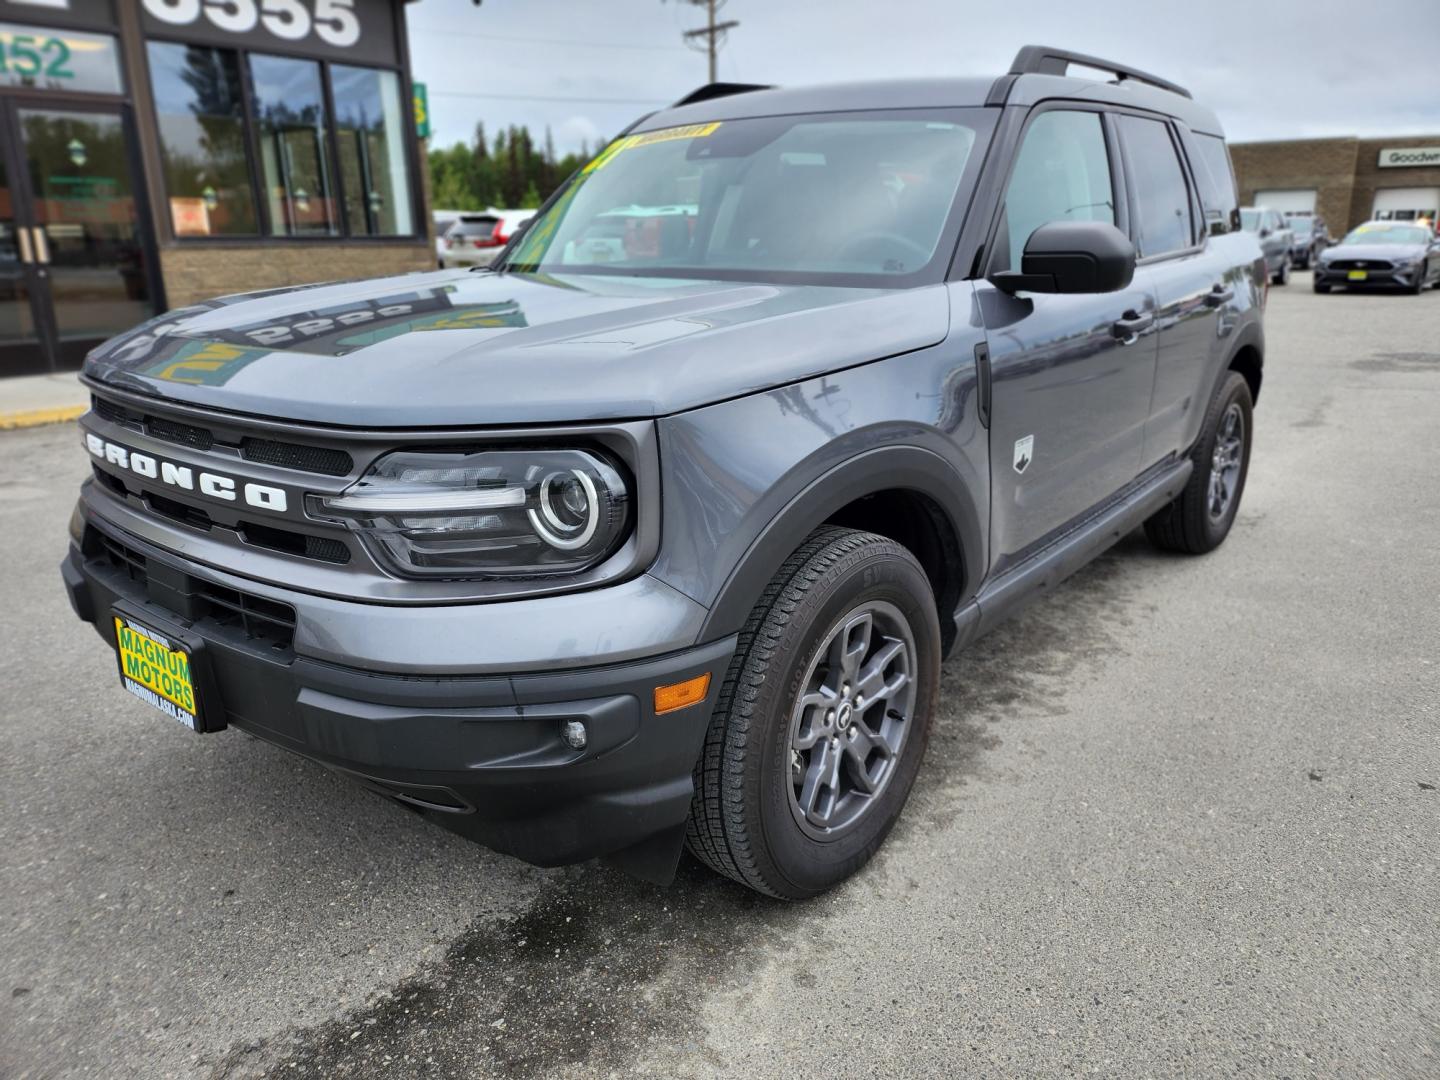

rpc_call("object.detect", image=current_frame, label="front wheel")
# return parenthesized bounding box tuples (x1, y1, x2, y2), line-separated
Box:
(686, 527, 940, 899)
(1145, 371, 1254, 555)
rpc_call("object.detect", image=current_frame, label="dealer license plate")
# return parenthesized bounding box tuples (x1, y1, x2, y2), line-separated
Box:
(1347, 270, 1368, 281)
(113, 614, 203, 731)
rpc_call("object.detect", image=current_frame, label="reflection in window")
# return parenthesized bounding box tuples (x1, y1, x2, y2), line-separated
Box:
(332, 65, 413, 236)
(249, 53, 335, 237)
(147, 42, 257, 236)
(1002, 111, 1114, 273)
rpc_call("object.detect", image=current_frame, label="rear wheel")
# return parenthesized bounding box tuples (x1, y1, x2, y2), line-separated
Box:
(1272, 258, 1289, 286)
(686, 527, 940, 899)
(1145, 371, 1254, 555)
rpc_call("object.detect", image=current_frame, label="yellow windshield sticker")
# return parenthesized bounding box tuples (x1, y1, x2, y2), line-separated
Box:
(584, 121, 722, 174)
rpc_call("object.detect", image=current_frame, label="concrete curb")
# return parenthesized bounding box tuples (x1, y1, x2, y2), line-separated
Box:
(0, 405, 87, 431)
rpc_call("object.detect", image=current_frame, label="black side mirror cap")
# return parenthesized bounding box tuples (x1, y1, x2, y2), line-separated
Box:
(989, 220, 1136, 295)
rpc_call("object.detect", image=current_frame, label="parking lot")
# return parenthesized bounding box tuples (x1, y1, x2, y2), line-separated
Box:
(1, 274, 1437, 1079)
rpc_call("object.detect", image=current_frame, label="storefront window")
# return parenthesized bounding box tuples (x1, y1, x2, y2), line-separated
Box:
(331, 65, 413, 237)
(0, 22, 123, 95)
(249, 53, 336, 237)
(146, 42, 258, 237)
(145, 39, 417, 241)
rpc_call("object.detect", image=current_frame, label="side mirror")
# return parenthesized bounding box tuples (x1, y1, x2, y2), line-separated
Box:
(990, 221, 1136, 295)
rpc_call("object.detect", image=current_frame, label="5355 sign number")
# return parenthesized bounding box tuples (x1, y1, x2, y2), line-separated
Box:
(141, 0, 363, 49)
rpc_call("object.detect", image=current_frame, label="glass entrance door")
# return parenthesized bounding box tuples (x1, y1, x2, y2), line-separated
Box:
(0, 134, 47, 376)
(0, 103, 158, 376)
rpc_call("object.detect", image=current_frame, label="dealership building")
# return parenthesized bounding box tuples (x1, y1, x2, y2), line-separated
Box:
(1231, 134, 1440, 235)
(1, 0, 431, 379)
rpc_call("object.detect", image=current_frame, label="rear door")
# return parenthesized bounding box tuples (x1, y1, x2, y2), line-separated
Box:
(975, 105, 1158, 571)
(1115, 113, 1228, 467)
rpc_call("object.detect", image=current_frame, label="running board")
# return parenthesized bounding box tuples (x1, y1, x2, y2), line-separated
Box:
(951, 460, 1193, 650)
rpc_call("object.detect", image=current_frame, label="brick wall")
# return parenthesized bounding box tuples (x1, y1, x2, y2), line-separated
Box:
(1230, 137, 1359, 235)
(1351, 136, 1440, 231)
(158, 243, 435, 310)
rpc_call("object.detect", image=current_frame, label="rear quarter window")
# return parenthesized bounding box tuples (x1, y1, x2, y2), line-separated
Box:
(1189, 134, 1240, 237)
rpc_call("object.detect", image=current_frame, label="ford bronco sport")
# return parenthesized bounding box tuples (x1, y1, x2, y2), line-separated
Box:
(63, 46, 1264, 899)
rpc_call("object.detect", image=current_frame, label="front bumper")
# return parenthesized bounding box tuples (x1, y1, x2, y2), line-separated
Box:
(1313, 263, 1424, 288)
(62, 522, 736, 883)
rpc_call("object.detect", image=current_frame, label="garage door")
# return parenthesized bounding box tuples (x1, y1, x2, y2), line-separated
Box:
(1372, 187, 1440, 222)
(1255, 189, 1317, 215)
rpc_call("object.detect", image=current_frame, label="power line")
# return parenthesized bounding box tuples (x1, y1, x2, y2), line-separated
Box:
(408, 24, 684, 53)
(676, 0, 738, 82)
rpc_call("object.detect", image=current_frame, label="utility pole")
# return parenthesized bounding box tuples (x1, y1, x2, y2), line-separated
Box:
(678, 0, 738, 83)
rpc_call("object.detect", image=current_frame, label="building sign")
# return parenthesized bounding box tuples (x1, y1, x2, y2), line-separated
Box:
(1378, 146, 1440, 169)
(0, 21, 123, 93)
(412, 79, 428, 137)
(139, 0, 397, 67)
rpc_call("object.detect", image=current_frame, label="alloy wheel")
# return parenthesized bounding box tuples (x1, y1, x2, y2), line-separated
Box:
(1208, 402, 1245, 522)
(787, 601, 918, 839)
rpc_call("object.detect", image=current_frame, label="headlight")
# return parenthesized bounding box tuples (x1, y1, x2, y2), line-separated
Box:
(311, 448, 630, 578)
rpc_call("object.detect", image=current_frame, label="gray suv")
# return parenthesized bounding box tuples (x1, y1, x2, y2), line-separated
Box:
(62, 46, 1266, 899)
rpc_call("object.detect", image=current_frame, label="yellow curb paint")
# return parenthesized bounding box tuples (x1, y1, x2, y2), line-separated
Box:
(0, 405, 87, 430)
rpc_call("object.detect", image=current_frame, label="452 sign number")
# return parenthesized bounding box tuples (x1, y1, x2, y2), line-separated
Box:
(141, 0, 362, 48)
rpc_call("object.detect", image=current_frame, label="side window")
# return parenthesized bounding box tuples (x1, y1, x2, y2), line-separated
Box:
(998, 110, 1115, 272)
(1189, 133, 1239, 236)
(1118, 115, 1194, 258)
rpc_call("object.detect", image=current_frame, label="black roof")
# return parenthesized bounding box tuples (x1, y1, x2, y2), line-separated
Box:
(644, 44, 1224, 138)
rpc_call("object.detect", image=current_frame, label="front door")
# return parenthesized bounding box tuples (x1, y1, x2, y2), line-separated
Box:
(978, 106, 1158, 572)
(0, 101, 159, 376)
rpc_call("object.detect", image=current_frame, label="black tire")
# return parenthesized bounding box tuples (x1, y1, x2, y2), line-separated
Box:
(1411, 274, 1426, 296)
(1144, 371, 1254, 555)
(1272, 258, 1289, 286)
(686, 527, 940, 899)
(1313, 281, 1331, 294)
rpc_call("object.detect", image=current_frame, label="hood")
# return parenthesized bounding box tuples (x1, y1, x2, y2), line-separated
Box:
(85, 269, 950, 427)
(1320, 243, 1427, 263)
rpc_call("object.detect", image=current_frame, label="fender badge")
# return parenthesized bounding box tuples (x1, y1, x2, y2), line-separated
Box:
(1013, 435, 1034, 475)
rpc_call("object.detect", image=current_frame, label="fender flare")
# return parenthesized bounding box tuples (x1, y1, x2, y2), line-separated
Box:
(696, 444, 985, 644)
(1220, 317, 1265, 402)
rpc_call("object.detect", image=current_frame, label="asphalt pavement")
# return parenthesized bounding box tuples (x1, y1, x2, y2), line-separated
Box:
(1, 274, 1437, 1079)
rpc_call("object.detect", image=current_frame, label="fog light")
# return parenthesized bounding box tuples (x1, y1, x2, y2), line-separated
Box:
(654, 673, 711, 715)
(561, 720, 587, 750)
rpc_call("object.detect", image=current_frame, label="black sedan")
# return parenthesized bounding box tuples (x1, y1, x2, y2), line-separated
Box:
(1313, 222, 1440, 294)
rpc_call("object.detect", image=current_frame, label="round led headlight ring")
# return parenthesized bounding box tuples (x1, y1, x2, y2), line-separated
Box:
(529, 469, 600, 550)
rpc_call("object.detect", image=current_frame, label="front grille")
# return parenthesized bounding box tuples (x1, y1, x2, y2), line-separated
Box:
(91, 529, 296, 652)
(145, 490, 214, 531)
(91, 394, 352, 478)
(147, 415, 214, 451)
(1328, 259, 1394, 271)
(239, 520, 351, 564)
(91, 443, 350, 567)
(93, 395, 142, 431)
(241, 437, 353, 477)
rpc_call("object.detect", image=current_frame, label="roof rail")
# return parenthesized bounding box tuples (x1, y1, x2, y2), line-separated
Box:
(672, 82, 773, 108)
(1008, 45, 1192, 99)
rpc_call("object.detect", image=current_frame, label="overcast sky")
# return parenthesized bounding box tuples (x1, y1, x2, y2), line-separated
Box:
(407, 0, 1440, 154)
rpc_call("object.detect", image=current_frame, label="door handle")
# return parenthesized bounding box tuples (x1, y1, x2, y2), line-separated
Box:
(16, 227, 33, 265)
(1205, 284, 1235, 308)
(1111, 310, 1154, 341)
(31, 227, 50, 265)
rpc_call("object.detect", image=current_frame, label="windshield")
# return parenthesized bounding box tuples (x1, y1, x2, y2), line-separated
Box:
(500, 109, 993, 286)
(1239, 209, 1262, 232)
(1288, 218, 1314, 236)
(1340, 222, 1431, 246)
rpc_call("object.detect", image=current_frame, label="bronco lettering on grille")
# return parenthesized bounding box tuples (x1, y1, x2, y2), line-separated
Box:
(84, 432, 288, 513)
